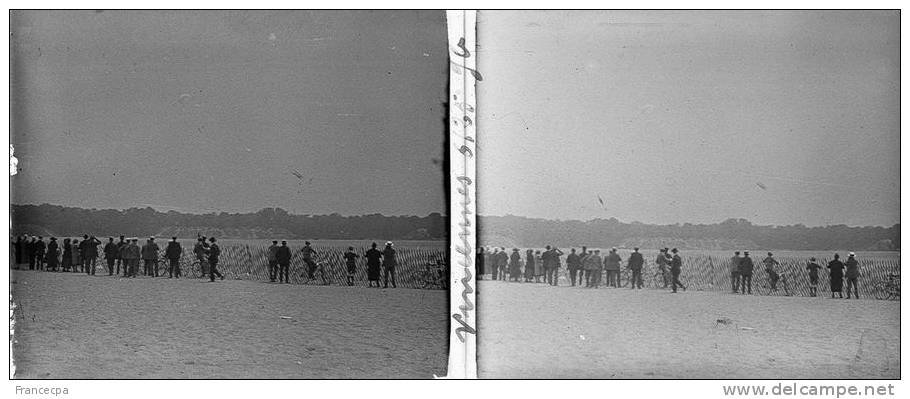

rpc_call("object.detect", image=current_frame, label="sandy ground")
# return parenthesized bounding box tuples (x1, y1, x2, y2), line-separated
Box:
(477, 280, 900, 379)
(11, 270, 448, 379)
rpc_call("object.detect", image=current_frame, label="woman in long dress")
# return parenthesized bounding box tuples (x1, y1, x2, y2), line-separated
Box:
(365, 243, 383, 288)
(827, 253, 845, 298)
(524, 249, 535, 282)
(508, 249, 522, 281)
(61, 238, 72, 272)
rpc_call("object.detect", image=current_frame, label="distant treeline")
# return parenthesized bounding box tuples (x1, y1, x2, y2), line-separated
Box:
(10, 204, 447, 240)
(478, 215, 900, 251)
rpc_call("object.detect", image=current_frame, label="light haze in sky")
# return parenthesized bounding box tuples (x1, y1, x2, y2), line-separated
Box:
(11, 10, 448, 216)
(477, 10, 899, 227)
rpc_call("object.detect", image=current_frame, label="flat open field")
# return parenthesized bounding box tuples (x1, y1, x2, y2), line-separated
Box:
(11, 270, 448, 379)
(477, 281, 900, 379)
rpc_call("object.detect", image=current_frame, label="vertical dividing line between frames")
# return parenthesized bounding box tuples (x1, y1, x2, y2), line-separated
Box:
(442, 9, 478, 379)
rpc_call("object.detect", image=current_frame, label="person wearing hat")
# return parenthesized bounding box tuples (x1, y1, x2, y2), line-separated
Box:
(729, 251, 742, 293)
(46, 237, 59, 272)
(81, 235, 102, 275)
(124, 238, 141, 278)
(103, 237, 119, 276)
(267, 240, 280, 282)
(193, 237, 209, 278)
(523, 249, 535, 282)
(827, 253, 845, 298)
(276, 240, 292, 283)
(114, 235, 127, 276)
(364, 242, 383, 287)
(34, 236, 47, 271)
(739, 251, 754, 294)
(508, 249, 522, 282)
(762, 252, 780, 291)
(142, 237, 160, 277)
(489, 248, 500, 280)
(655, 248, 670, 289)
(301, 241, 319, 280)
(207, 237, 224, 282)
(497, 247, 509, 281)
(584, 249, 603, 288)
(344, 246, 360, 286)
(578, 246, 590, 286)
(61, 238, 73, 272)
(382, 241, 398, 288)
(805, 257, 822, 297)
(71, 238, 81, 273)
(566, 248, 581, 286)
(628, 247, 644, 289)
(844, 252, 860, 299)
(603, 248, 621, 288)
(669, 248, 685, 293)
(165, 237, 183, 278)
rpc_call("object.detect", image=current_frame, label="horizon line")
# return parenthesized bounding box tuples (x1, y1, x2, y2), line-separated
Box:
(10, 202, 448, 219)
(477, 213, 899, 230)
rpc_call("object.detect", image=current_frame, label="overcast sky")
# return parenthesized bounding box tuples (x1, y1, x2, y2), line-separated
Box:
(11, 10, 447, 216)
(477, 10, 899, 227)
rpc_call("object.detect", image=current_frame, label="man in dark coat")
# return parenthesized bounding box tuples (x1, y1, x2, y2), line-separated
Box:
(604, 248, 621, 288)
(141, 237, 160, 277)
(828, 253, 845, 298)
(207, 237, 224, 282)
(115, 236, 127, 276)
(628, 247, 644, 289)
(566, 248, 581, 286)
(730, 251, 742, 293)
(103, 237, 118, 276)
(267, 240, 280, 282)
(490, 248, 500, 280)
(26, 236, 37, 270)
(497, 247, 508, 281)
(739, 251, 754, 294)
(669, 248, 685, 293)
(364, 242, 383, 287)
(382, 242, 398, 288)
(165, 237, 183, 278)
(844, 252, 860, 299)
(34, 237, 47, 270)
(655, 248, 670, 288)
(46, 237, 59, 272)
(578, 246, 590, 286)
(276, 240, 292, 283)
(81, 235, 101, 275)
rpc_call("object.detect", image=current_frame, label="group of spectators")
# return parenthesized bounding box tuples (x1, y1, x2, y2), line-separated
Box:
(13, 235, 402, 288)
(728, 250, 862, 298)
(12, 234, 222, 281)
(476, 246, 687, 293)
(478, 245, 869, 298)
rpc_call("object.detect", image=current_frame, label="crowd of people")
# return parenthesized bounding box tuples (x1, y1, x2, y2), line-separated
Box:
(476, 245, 870, 298)
(11, 235, 402, 288)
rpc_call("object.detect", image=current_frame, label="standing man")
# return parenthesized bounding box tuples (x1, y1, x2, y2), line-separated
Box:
(35, 236, 47, 271)
(549, 246, 564, 286)
(740, 251, 754, 294)
(730, 251, 742, 293)
(208, 237, 224, 282)
(604, 248, 621, 288)
(165, 237, 183, 278)
(267, 240, 280, 282)
(490, 248, 500, 280)
(382, 241, 398, 288)
(844, 252, 860, 299)
(46, 237, 59, 272)
(586, 249, 603, 288)
(142, 237, 160, 277)
(763, 252, 780, 291)
(806, 257, 822, 297)
(656, 248, 670, 288)
(193, 237, 208, 279)
(365, 242, 383, 287)
(497, 247, 509, 281)
(628, 247, 644, 289)
(579, 246, 590, 287)
(669, 248, 685, 293)
(26, 236, 36, 270)
(301, 241, 319, 280)
(276, 240, 292, 283)
(828, 253, 845, 299)
(566, 248, 581, 286)
(344, 246, 359, 286)
(81, 235, 101, 275)
(124, 238, 141, 278)
(103, 237, 118, 276)
(115, 236, 127, 276)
